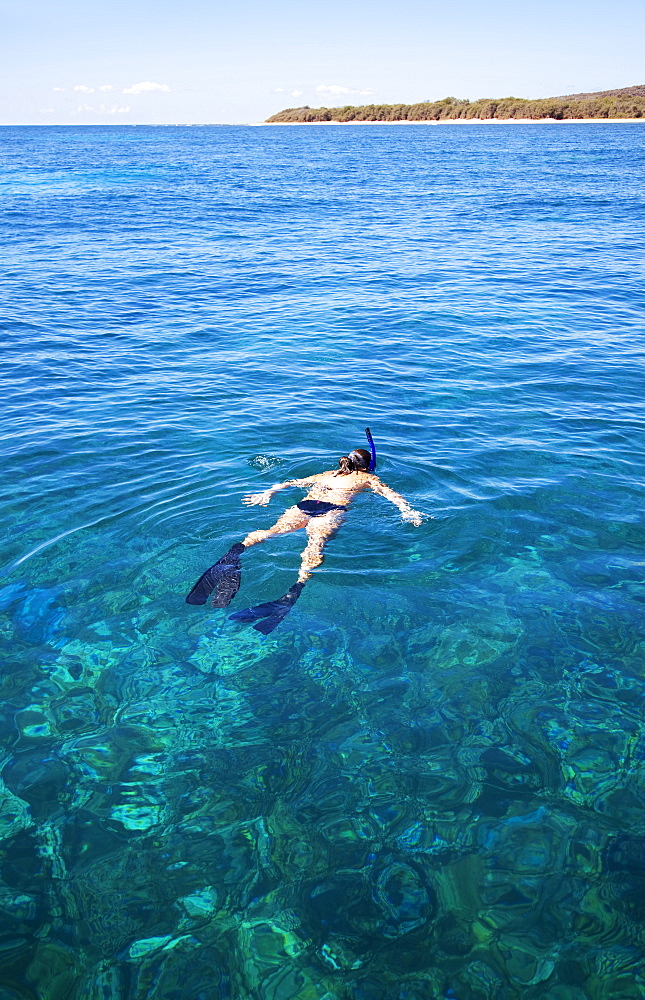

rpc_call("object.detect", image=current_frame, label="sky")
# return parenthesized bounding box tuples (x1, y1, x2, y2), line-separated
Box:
(1, 0, 644, 125)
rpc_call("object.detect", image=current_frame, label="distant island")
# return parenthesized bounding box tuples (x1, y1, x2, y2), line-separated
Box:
(266, 85, 645, 123)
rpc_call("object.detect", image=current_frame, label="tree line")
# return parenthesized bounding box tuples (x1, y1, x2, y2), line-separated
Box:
(267, 94, 645, 123)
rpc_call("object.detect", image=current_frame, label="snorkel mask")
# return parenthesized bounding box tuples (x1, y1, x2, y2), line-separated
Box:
(348, 429, 377, 472)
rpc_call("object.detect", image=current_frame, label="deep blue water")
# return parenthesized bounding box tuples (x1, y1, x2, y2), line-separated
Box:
(1, 123, 645, 999)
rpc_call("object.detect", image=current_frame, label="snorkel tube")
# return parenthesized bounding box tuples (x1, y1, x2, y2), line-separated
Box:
(365, 427, 377, 472)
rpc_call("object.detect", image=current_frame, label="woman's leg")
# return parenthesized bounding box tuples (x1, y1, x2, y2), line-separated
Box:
(297, 511, 345, 583)
(242, 506, 309, 547)
(187, 507, 311, 608)
(228, 510, 344, 633)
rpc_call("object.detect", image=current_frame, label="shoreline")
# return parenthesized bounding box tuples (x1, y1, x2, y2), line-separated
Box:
(251, 118, 645, 128)
(257, 117, 645, 126)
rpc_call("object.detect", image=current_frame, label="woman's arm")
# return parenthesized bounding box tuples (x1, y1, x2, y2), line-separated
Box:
(369, 477, 424, 525)
(242, 476, 316, 507)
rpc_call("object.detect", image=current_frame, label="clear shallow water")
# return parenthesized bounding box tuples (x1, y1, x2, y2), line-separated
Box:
(1, 123, 644, 998)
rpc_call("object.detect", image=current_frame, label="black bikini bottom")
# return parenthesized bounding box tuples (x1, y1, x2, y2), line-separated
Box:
(297, 500, 348, 517)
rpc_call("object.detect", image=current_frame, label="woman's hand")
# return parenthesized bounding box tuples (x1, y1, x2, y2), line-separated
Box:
(242, 492, 272, 506)
(401, 508, 423, 526)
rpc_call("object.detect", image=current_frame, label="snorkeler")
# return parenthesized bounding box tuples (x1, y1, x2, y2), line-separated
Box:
(185, 429, 423, 634)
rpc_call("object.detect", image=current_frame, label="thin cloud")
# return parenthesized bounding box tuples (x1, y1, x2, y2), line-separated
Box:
(316, 84, 376, 98)
(291, 90, 303, 98)
(52, 87, 65, 93)
(122, 81, 170, 95)
(74, 85, 94, 93)
(99, 84, 114, 92)
(73, 103, 130, 115)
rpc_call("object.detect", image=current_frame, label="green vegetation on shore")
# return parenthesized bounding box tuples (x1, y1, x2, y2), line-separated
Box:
(266, 85, 645, 123)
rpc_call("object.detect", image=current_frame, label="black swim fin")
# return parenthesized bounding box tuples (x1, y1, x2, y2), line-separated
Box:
(185, 542, 245, 607)
(229, 581, 304, 634)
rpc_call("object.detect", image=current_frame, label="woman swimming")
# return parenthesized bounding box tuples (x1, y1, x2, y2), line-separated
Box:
(185, 434, 423, 634)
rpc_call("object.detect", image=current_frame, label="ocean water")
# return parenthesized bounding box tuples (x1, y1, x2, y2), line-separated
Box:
(1, 122, 644, 999)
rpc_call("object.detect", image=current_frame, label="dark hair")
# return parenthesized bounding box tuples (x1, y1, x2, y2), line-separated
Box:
(337, 448, 371, 475)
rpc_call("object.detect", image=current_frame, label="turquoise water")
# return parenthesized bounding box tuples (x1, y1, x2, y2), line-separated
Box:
(1, 123, 644, 998)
